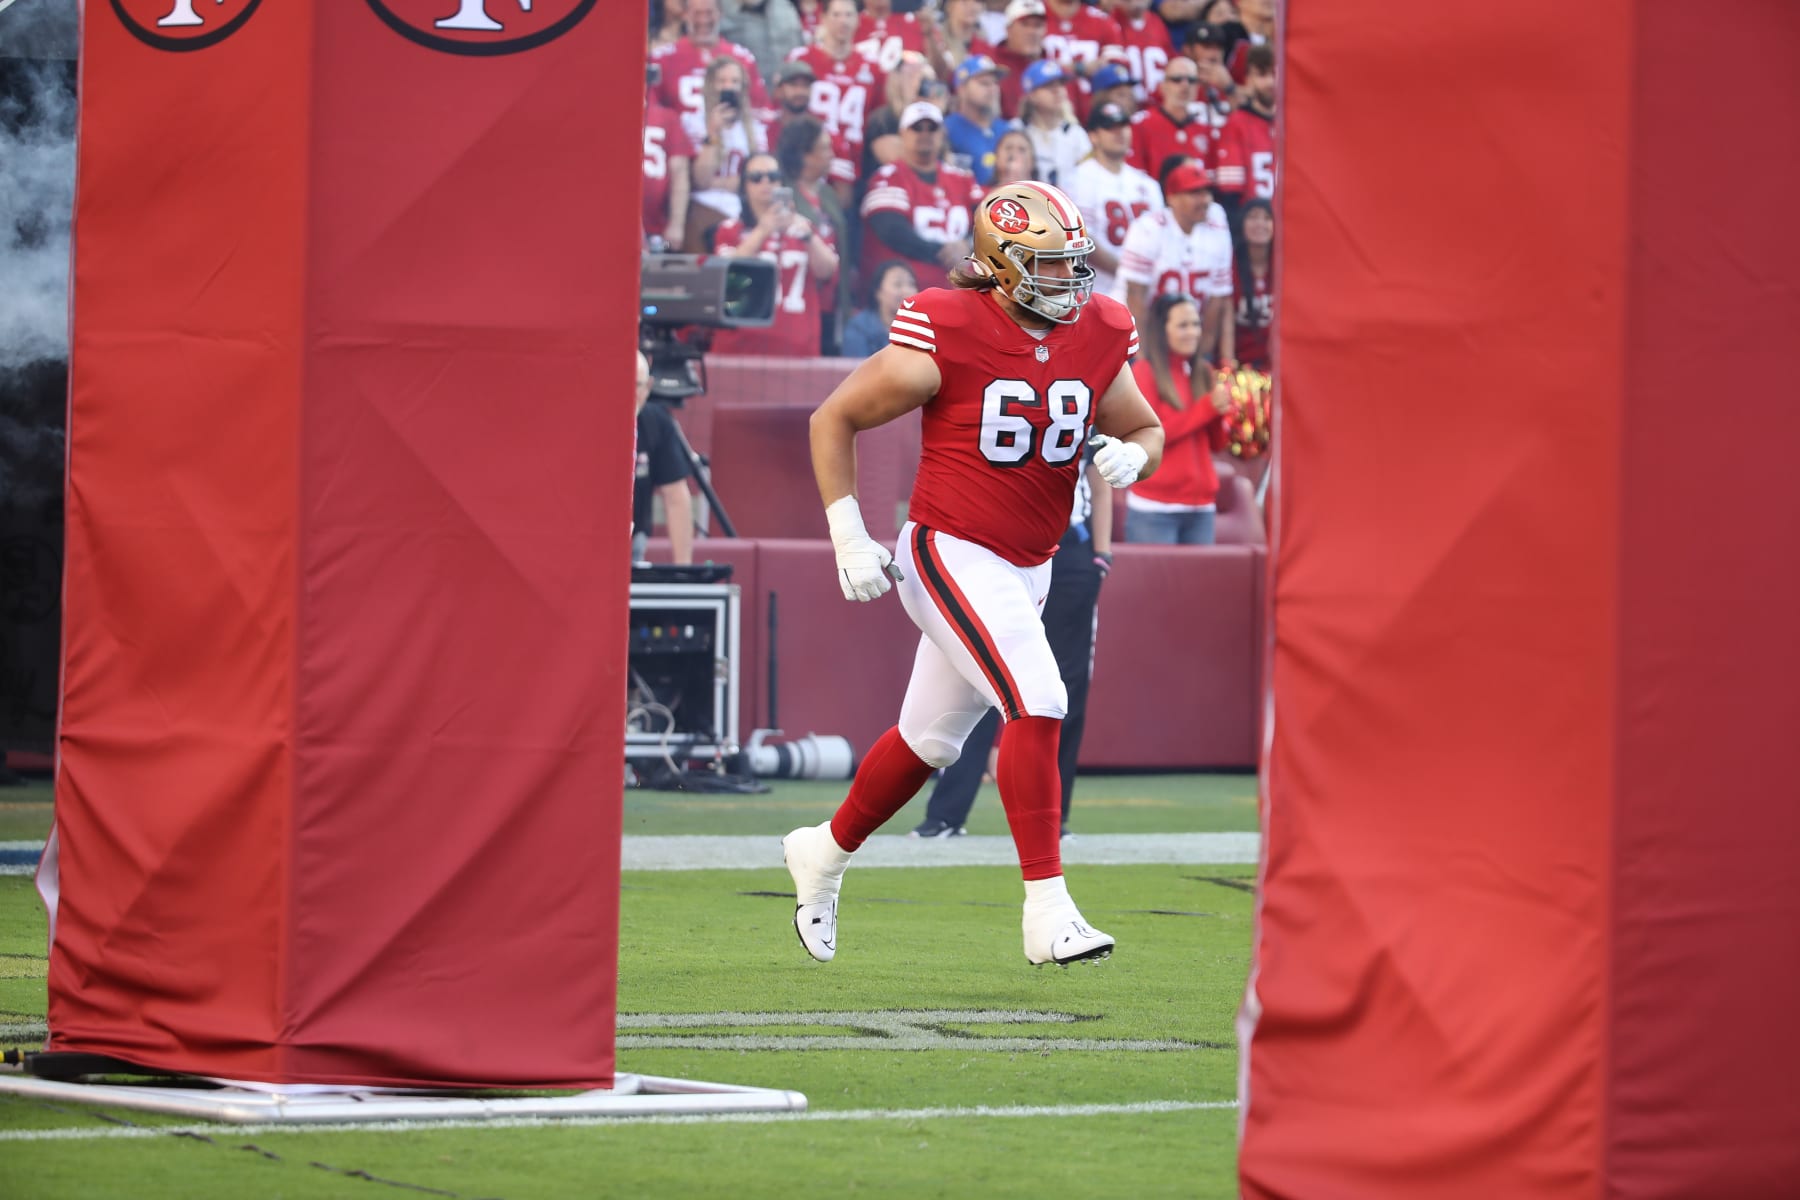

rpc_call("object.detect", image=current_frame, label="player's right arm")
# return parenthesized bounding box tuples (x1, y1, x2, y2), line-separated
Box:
(810, 344, 942, 601)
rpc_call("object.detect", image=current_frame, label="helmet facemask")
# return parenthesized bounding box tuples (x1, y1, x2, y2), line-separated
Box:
(1002, 238, 1096, 324)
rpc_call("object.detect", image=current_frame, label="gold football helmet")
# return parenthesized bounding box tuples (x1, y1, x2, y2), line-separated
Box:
(968, 181, 1097, 324)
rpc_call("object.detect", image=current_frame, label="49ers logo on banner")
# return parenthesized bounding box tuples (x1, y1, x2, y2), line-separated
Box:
(365, 0, 597, 55)
(111, 0, 263, 51)
(987, 198, 1033, 237)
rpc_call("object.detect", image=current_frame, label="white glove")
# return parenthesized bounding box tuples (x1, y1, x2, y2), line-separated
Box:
(825, 496, 903, 602)
(1088, 435, 1149, 488)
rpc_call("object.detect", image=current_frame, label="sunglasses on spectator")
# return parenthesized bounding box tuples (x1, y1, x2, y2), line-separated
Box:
(1165, 73, 1200, 84)
(907, 121, 942, 133)
(744, 171, 782, 183)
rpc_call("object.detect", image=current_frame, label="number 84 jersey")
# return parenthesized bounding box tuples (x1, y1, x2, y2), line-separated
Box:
(891, 286, 1140, 567)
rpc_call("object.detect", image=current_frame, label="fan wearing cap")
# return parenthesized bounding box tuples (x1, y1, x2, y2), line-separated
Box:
(1115, 158, 1233, 359)
(1017, 60, 1091, 190)
(1070, 101, 1163, 300)
(1088, 61, 1139, 118)
(785, 0, 886, 191)
(992, 0, 1050, 119)
(859, 101, 986, 291)
(1180, 20, 1238, 152)
(790, 179, 1163, 971)
(1108, 0, 1173, 101)
(944, 54, 1015, 187)
(1041, 0, 1125, 122)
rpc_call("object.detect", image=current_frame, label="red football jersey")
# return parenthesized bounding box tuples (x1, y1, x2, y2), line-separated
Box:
(1129, 104, 1212, 182)
(709, 219, 837, 358)
(855, 12, 927, 73)
(787, 43, 885, 184)
(1042, 4, 1123, 121)
(991, 43, 1041, 120)
(1233, 263, 1274, 370)
(1113, 9, 1175, 103)
(891, 287, 1140, 566)
(1213, 105, 1276, 202)
(650, 36, 771, 119)
(641, 102, 695, 241)
(861, 161, 985, 291)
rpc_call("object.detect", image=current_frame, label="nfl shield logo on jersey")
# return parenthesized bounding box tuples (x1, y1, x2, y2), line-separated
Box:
(1035, 345, 1050, 362)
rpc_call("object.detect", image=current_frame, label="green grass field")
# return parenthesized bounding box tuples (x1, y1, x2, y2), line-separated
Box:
(0, 772, 1257, 1199)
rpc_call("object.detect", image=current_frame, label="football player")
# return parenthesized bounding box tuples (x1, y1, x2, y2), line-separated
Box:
(785, 181, 1164, 968)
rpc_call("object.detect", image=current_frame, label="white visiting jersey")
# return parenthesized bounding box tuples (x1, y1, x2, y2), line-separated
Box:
(1070, 158, 1164, 300)
(1113, 203, 1233, 303)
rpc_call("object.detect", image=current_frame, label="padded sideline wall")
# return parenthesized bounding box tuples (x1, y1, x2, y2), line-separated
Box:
(1243, 1, 1800, 1196)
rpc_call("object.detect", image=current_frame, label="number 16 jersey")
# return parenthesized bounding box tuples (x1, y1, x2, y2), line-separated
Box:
(889, 286, 1139, 567)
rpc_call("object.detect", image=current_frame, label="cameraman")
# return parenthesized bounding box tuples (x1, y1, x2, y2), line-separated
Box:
(633, 352, 695, 565)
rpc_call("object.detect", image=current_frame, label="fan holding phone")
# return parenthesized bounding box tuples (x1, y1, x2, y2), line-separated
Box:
(709, 153, 841, 358)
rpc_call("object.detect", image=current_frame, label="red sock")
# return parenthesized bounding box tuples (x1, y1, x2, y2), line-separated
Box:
(830, 726, 937, 852)
(996, 715, 1063, 880)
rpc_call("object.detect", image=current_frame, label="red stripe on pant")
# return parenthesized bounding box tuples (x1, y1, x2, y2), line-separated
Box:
(915, 527, 1028, 720)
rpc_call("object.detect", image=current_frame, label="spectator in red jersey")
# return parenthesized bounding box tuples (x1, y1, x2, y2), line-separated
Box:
(1042, 0, 1124, 122)
(643, 75, 695, 250)
(1129, 55, 1210, 182)
(1126, 291, 1231, 544)
(1211, 41, 1274, 221)
(794, 0, 825, 42)
(712, 153, 842, 357)
(776, 115, 853, 347)
(926, 0, 998, 85)
(857, 0, 929, 73)
(1088, 60, 1139, 116)
(992, 126, 1040, 185)
(860, 101, 984, 291)
(1229, 196, 1273, 372)
(840, 259, 920, 358)
(992, 0, 1049, 119)
(1116, 159, 1232, 356)
(788, 0, 885, 194)
(1181, 21, 1237, 152)
(1017, 60, 1090, 190)
(685, 55, 773, 250)
(863, 50, 939, 175)
(720, 0, 806, 87)
(1108, 0, 1173, 103)
(651, 0, 771, 121)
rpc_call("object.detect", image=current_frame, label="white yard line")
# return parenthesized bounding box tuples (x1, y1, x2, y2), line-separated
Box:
(0, 832, 1261, 877)
(0, 1098, 1237, 1141)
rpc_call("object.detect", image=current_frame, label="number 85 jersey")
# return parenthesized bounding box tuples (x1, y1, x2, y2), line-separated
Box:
(891, 285, 1140, 567)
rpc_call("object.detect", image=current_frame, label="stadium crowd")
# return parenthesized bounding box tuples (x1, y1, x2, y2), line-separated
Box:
(642, 0, 1276, 375)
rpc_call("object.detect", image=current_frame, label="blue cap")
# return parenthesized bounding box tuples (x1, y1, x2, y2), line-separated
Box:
(1090, 62, 1137, 93)
(1020, 59, 1068, 93)
(953, 54, 1006, 90)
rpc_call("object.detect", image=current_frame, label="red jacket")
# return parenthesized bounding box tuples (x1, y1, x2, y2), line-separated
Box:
(1131, 358, 1226, 507)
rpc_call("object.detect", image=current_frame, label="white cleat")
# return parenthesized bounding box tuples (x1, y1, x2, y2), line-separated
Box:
(783, 822, 849, 962)
(1023, 902, 1115, 967)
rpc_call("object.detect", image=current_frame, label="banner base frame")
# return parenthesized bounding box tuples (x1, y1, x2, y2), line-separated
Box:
(0, 1070, 807, 1123)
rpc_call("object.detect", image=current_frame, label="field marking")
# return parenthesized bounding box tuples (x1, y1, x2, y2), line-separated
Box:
(0, 1098, 1237, 1142)
(0, 833, 1261, 877)
(616, 1009, 1212, 1051)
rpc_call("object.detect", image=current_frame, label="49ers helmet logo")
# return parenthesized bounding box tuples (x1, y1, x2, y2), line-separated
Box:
(111, 0, 263, 51)
(987, 198, 1033, 236)
(365, 0, 598, 55)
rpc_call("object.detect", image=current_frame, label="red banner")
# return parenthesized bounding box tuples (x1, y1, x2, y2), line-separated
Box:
(50, 0, 639, 1087)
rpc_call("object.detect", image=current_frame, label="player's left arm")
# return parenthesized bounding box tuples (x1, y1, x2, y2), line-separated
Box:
(1090, 359, 1164, 486)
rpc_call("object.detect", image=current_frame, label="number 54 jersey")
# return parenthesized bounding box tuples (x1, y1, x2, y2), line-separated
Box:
(890, 286, 1140, 567)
